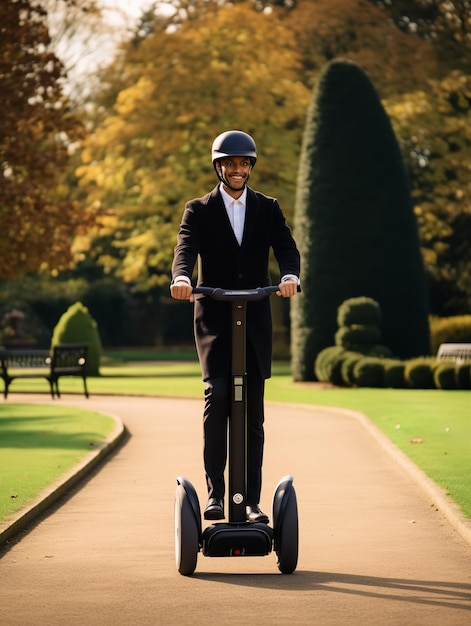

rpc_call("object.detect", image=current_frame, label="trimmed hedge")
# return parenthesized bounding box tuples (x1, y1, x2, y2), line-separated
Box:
(433, 361, 458, 390)
(341, 354, 362, 386)
(456, 363, 471, 390)
(337, 297, 382, 327)
(335, 325, 382, 351)
(312, 297, 471, 390)
(383, 360, 407, 388)
(314, 346, 345, 384)
(314, 348, 471, 389)
(403, 358, 435, 389)
(352, 357, 384, 387)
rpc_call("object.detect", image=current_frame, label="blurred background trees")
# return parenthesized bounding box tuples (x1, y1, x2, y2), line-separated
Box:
(1, 0, 470, 354)
(0, 0, 97, 279)
(373, 0, 471, 74)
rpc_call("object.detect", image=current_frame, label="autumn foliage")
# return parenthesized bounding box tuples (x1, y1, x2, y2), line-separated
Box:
(75, 2, 310, 286)
(2, 0, 471, 326)
(0, 0, 96, 279)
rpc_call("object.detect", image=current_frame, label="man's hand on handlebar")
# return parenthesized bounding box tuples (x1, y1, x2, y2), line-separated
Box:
(171, 279, 299, 301)
(171, 281, 194, 303)
(277, 278, 298, 298)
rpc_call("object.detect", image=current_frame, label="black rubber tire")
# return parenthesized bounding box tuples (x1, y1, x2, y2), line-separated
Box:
(276, 487, 298, 574)
(175, 483, 199, 576)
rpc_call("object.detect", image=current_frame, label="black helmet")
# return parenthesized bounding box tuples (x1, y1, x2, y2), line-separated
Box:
(212, 131, 257, 190)
(212, 130, 257, 167)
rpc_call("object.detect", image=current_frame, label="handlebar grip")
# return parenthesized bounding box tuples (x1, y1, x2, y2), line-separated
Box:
(192, 284, 300, 300)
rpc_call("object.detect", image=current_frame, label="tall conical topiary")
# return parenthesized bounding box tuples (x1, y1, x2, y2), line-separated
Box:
(291, 59, 430, 381)
(51, 302, 102, 375)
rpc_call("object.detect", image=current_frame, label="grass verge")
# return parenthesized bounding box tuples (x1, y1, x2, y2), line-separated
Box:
(0, 404, 117, 520)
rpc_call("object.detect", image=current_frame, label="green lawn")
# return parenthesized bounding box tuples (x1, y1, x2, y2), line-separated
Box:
(1, 358, 470, 522)
(265, 380, 471, 518)
(0, 404, 116, 520)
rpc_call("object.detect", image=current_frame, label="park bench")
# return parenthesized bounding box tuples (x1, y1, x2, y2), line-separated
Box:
(437, 343, 471, 364)
(0, 343, 89, 399)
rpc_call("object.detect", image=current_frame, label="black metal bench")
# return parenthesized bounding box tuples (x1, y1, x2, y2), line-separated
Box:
(0, 343, 89, 399)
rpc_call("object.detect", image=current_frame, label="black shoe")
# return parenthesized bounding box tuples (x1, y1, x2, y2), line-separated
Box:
(204, 497, 224, 520)
(246, 505, 269, 524)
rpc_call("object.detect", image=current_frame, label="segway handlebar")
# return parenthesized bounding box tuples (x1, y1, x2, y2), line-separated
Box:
(192, 285, 300, 301)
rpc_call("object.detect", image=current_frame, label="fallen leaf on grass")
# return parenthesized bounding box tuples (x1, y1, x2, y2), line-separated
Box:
(409, 438, 424, 444)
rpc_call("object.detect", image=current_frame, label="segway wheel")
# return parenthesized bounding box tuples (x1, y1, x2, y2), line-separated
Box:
(275, 486, 298, 574)
(175, 483, 199, 576)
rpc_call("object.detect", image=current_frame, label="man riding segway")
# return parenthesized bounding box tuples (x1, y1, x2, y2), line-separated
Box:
(171, 130, 300, 524)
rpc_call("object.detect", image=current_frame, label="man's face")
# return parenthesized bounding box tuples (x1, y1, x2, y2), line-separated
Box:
(217, 156, 252, 192)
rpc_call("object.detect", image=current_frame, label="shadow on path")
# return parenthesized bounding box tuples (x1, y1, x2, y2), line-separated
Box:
(194, 570, 471, 611)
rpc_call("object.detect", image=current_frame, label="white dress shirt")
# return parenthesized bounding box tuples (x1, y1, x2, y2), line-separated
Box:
(219, 183, 246, 245)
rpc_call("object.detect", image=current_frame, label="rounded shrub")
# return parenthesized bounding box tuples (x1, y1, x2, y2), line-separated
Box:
(433, 361, 458, 390)
(51, 302, 102, 375)
(330, 350, 361, 386)
(353, 357, 385, 387)
(340, 354, 362, 386)
(314, 346, 345, 383)
(337, 297, 382, 328)
(404, 357, 435, 389)
(383, 360, 406, 388)
(335, 325, 382, 352)
(367, 344, 393, 358)
(456, 362, 471, 389)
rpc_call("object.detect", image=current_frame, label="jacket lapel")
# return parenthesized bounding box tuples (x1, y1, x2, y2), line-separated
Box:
(241, 186, 259, 246)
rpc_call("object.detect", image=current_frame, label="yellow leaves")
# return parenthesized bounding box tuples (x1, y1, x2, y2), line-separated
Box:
(115, 77, 154, 117)
(209, 58, 230, 71)
(68, 4, 310, 281)
(175, 113, 198, 125)
(386, 93, 430, 122)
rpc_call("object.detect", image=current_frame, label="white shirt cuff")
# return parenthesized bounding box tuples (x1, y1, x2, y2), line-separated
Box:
(281, 274, 299, 284)
(173, 276, 191, 285)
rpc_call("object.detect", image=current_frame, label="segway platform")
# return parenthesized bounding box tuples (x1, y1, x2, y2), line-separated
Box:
(202, 522, 274, 557)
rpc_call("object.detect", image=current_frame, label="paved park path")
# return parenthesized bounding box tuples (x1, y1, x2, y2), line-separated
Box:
(1, 394, 470, 625)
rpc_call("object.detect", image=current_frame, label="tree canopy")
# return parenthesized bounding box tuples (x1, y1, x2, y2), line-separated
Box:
(73, 0, 442, 289)
(3, 0, 471, 321)
(75, 2, 310, 287)
(0, 0, 96, 279)
(284, 0, 437, 96)
(371, 0, 471, 72)
(385, 70, 471, 313)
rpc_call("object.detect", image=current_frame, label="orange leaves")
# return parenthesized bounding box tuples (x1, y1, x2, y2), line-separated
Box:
(0, 1, 93, 279)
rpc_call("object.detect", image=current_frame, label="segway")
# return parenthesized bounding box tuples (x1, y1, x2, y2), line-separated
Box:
(175, 286, 299, 576)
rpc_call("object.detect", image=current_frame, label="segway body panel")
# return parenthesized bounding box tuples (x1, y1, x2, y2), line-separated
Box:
(202, 522, 273, 557)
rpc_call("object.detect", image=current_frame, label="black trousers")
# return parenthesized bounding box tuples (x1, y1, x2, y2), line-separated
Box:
(203, 350, 265, 505)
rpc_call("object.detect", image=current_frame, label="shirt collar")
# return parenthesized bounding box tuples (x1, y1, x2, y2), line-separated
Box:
(219, 183, 247, 208)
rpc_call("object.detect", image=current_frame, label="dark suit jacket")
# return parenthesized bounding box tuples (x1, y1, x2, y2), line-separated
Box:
(171, 185, 300, 381)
